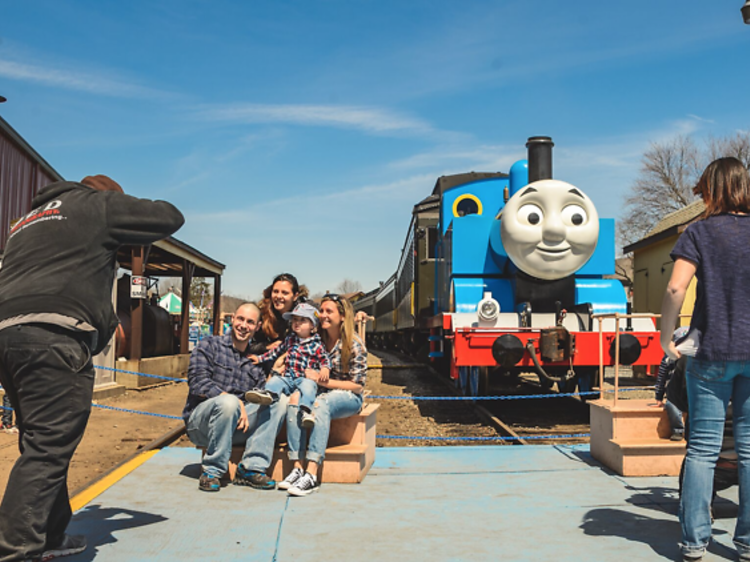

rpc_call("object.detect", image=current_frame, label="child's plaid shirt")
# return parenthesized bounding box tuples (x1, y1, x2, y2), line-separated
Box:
(256, 333, 331, 378)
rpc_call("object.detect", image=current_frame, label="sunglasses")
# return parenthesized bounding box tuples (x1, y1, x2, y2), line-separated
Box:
(323, 293, 341, 302)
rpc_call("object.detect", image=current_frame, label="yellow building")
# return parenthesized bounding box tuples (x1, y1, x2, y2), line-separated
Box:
(623, 200, 704, 329)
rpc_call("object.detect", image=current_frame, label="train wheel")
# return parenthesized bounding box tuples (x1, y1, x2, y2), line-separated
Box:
(478, 367, 490, 395)
(557, 377, 577, 395)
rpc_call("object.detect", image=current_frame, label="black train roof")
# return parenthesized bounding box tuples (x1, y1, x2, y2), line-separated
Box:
(431, 172, 508, 196)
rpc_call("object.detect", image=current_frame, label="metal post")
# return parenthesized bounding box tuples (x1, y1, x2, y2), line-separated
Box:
(180, 260, 194, 354)
(614, 314, 621, 407)
(597, 317, 604, 398)
(212, 275, 221, 336)
(130, 246, 144, 361)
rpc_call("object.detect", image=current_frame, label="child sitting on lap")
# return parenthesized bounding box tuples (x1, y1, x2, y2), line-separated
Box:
(246, 302, 330, 428)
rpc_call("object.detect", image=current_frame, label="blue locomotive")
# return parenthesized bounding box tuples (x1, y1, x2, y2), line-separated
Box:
(355, 137, 661, 395)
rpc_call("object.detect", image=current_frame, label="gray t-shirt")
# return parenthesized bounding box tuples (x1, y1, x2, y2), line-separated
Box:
(671, 213, 750, 361)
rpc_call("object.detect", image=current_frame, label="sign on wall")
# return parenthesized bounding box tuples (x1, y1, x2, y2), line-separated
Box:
(131, 276, 148, 299)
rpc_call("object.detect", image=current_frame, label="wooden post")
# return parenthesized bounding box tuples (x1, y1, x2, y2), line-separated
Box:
(181, 261, 194, 354)
(130, 246, 144, 360)
(213, 275, 221, 335)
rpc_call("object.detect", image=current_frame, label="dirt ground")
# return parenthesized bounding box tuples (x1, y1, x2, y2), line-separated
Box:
(0, 351, 499, 497)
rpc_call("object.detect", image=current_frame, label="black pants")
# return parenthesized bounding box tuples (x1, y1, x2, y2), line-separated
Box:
(0, 325, 94, 561)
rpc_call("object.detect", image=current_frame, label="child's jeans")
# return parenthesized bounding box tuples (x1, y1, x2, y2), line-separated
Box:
(265, 375, 318, 412)
(665, 399, 684, 434)
(1, 394, 13, 427)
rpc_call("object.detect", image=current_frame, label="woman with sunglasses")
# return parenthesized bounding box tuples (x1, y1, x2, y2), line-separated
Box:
(250, 273, 308, 357)
(279, 293, 367, 496)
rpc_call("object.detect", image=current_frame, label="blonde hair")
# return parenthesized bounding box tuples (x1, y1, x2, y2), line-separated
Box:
(320, 295, 361, 374)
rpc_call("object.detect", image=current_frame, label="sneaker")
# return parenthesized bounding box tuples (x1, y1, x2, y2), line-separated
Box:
(244, 390, 273, 406)
(233, 465, 276, 490)
(39, 534, 87, 560)
(278, 467, 304, 491)
(288, 472, 319, 497)
(671, 431, 685, 442)
(682, 549, 704, 561)
(199, 472, 221, 492)
(301, 412, 316, 429)
(3, 425, 18, 435)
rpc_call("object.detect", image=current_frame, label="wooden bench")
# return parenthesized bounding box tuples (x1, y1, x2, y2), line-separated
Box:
(201, 402, 379, 484)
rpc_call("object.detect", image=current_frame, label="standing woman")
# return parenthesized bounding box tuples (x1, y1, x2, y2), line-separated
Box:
(279, 294, 367, 496)
(250, 273, 308, 356)
(660, 157, 750, 562)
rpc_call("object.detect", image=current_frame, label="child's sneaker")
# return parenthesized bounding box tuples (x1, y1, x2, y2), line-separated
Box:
(199, 472, 221, 492)
(278, 467, 304, 490)
(301, 412, 316, 429)
(244, 390, 273, 406)
(3, 425, 18, 435)
(671, 431, 685, 442)
(288, 472, 319, 497)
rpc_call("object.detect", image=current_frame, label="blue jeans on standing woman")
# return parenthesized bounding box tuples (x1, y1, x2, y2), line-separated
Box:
(681, 358, 750, 559)
(286, 390, 363, 464)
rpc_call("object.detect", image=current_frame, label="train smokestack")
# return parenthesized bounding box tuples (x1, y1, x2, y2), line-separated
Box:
(526, 136, 554, 183)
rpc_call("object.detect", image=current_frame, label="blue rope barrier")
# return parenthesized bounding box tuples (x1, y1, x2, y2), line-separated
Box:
(368, 387, 654, 401)
(93, 365, 188, 383)
(91, 403, 183, 420)
(376, 433, 591, 441)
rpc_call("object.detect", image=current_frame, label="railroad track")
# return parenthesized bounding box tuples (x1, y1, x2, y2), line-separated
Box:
(369, 350, 591, 446)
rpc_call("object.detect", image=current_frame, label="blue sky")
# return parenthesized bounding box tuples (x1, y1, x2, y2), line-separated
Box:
(2, 2, 749, 299)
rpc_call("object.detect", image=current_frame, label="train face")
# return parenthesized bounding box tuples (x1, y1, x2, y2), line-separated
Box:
(357, 137, 663, 395)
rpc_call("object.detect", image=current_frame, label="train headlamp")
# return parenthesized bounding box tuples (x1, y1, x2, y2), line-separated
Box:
(477, 292, 500, 321)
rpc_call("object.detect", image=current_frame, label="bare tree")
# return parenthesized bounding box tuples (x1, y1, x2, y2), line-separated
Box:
(158, 277, 182, 296)
(707, 131, 750, 169)
(619, 130, 750, 251)
(618, 135, 703, 248)
(336, 279, 362, 294)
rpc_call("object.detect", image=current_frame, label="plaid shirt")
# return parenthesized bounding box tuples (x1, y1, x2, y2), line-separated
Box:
(257, 333, 331, 378)
(327, 337, 367, 386)
(182, 334, 265, 422)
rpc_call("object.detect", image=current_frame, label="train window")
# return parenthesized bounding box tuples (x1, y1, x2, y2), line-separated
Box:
(427, 227, 438, 259)
(452, 194, 483, 217)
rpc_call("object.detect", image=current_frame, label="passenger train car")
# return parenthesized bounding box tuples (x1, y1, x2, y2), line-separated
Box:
(355, 136, 663, 396)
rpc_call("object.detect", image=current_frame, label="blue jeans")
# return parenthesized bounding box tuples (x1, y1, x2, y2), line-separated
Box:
(286, 390, 363, 464)
(680, 358, 750, 558)
(266, 375, 317, 412)
(240, 393, 289, 474)
(186, 394, 260, 478)
(665, 399, 684, 433)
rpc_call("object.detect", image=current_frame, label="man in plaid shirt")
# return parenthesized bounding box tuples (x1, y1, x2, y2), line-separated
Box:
(246, 302, 330, 429)
(183, 302, 283, 492)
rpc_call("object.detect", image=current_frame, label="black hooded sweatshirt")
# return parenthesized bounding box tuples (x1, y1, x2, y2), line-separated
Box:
(0, 181, 184, 354)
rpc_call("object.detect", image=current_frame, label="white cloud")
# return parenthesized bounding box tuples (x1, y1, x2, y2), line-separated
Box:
(193, 103, 434, 135)
(0, 58, 172, 100)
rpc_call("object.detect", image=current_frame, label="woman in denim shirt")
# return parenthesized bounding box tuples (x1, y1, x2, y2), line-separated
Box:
(279, 294, 367, 496)
(660, 157, 750, 561)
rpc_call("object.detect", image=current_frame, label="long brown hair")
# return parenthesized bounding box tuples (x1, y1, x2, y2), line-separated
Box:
(320, 294, 361, 374)
(694, 157, 750, 217)
(257, 273, 308, 341)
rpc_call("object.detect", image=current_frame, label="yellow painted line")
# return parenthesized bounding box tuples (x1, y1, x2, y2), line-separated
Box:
(70, 449, 160, 512)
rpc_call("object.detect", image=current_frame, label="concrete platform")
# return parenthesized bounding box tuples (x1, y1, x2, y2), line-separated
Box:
(66, 445, 742, 561)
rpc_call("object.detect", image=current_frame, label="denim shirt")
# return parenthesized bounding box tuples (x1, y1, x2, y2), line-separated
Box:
(182, 334, 265, 422)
